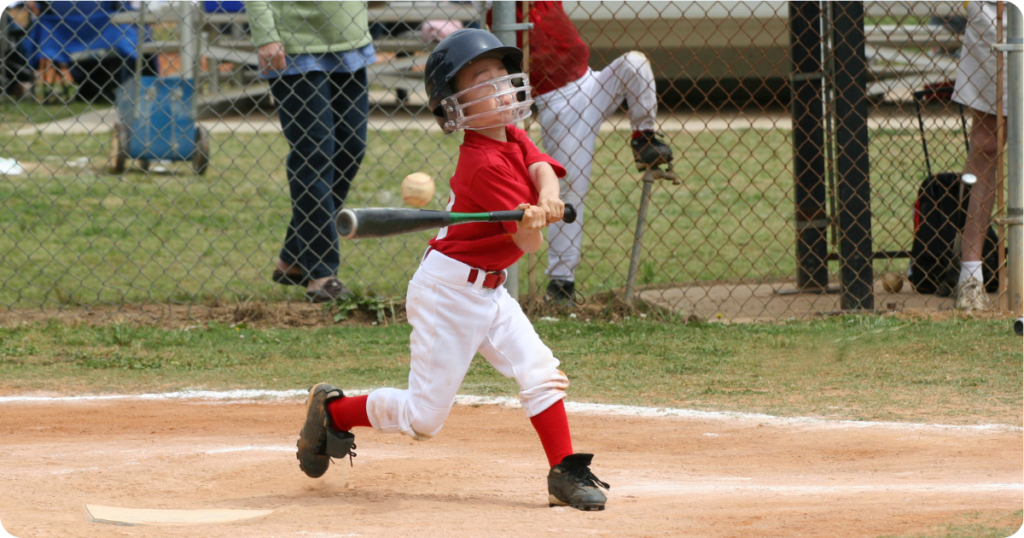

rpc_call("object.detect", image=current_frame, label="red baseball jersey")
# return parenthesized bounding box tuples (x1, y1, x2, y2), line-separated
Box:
(487, 1, 590, 96)
(428, 125, 566, 271)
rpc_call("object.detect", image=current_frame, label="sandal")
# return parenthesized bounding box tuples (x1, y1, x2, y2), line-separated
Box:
(306, 278, 353, 303)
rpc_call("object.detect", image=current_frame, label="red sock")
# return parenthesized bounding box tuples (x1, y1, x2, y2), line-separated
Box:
(530, 399, 574, 468)
(325, 395, 371, 432)
(632, 130, 643, 139)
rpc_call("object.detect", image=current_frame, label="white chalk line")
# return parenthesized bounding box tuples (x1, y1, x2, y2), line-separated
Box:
(0, 389, 1019, 433)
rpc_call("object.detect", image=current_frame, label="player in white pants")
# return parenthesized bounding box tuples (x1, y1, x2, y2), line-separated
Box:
(537, 51, 669, 298)
(294, 29, 610, 511)
(367, 250, 569, 438)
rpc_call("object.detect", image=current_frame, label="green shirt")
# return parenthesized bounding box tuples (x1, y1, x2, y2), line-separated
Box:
(246, 1, 372, 54)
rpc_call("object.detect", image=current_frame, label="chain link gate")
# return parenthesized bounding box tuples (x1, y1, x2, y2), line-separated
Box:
(0, 1, 1016, 322)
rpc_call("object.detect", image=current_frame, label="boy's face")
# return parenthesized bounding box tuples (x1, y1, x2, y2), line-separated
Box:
(453, 57, 515, 129)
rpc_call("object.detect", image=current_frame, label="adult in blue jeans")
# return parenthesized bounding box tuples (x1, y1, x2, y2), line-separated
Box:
(247, 2, 374, 302)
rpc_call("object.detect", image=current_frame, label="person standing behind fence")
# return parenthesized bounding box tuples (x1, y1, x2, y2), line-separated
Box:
(951, 1, 1008, 311)
(477, 1, 674, 306)
(247, 1, 374, 302)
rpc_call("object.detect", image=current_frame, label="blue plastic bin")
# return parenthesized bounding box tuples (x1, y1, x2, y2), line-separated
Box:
(111, 76, 209, 174)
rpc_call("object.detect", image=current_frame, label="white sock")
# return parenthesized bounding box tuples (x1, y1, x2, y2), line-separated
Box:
(959, 261, 983, 284)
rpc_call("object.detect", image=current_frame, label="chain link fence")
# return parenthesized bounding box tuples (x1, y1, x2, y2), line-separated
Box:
(0, 1, 1017, 322)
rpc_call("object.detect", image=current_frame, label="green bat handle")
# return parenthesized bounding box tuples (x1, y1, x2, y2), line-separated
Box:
(451, 203, 577, 225)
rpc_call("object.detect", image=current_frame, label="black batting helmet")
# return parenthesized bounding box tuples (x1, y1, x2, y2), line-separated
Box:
(424, 28, 525, 133)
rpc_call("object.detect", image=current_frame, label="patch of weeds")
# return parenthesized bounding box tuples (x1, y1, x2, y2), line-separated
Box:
(321, 292, 401, 324)
(232, 300, 267, 323)
(103, 324, 141, 347)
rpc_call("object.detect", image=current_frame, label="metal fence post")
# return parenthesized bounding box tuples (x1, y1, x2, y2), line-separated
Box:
(1006, 4, 1023, 315)
(492, 1, 520, 300)
(831, 1, 873, 311)
(175, 1, 196, 80)
(789, 1, 829, 291)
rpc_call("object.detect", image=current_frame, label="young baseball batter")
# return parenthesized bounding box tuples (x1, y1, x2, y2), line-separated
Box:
(486, 1, 674, 305)
(295, 29, 610, 511)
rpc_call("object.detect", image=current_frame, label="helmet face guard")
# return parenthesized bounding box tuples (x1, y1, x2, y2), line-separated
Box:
(437, 74, 534, 133)
(424, 29, 528, 134)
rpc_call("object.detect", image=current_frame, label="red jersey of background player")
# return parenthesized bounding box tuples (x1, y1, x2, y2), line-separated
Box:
(428, 125, 566, 271)
(486, 1, 589, 96)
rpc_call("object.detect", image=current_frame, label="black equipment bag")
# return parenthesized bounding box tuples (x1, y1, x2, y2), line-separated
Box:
(907, 86, 1000, 296)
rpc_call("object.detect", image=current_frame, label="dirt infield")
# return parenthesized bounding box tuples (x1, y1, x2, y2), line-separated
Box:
(0, 397, 1020, 538)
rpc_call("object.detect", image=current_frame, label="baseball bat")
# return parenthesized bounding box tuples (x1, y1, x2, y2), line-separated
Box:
(336, 203, 576, 240)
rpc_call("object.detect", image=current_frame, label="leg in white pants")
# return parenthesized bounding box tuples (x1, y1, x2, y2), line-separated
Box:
(366, 251, 568, 440)
(541, 51, 659, 282)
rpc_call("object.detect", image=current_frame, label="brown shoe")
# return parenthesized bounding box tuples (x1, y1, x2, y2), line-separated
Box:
(306, 278, 353, 303)
(272, 269, 308, 287)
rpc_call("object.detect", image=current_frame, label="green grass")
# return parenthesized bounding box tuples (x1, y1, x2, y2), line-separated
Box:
(0, 121, 965, 309)
(0, 315, 1019, 426)
(0, 99, 102, 126)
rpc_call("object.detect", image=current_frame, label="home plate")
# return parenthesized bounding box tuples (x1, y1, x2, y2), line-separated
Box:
(0, 518, 20, 538)
(84, 505, 273, 526)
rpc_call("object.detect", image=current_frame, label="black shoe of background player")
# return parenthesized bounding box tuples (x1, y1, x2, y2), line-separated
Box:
(630, 130, 673, 171)
(545, 279, 584, 308)
(547, 453, 610, 511)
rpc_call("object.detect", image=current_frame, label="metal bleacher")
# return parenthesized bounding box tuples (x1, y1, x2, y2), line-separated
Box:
(109, 2, 484, 116)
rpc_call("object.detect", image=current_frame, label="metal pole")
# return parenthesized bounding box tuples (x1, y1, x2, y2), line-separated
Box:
(191, 1, 202, 118)
(491, 1, 516, 46)
(831, 1, 873, 311)
(522, 1, 534, 298)
(177, 1, 195, 80)
(134, 2, 145, 114)
(789, 1, 829, 291)
(996, 2, 1006, 309)
(193, 6, 201, 85)
(1006, 4, 1023, 315)
(625, 172, 656, 304)
(823, 1, 838, 253)
(492, 1, 519, 300)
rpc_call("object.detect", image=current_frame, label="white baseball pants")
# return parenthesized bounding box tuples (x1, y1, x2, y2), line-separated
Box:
(366, 250, 569, 440)
(536, 51, 659, 281)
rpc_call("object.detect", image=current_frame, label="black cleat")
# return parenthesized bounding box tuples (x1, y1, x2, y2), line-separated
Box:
(547, 453, 610, 511)
(631, 131, 673, 171)
(544, 280, 584, 308)
(296, 383, 356, 478)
